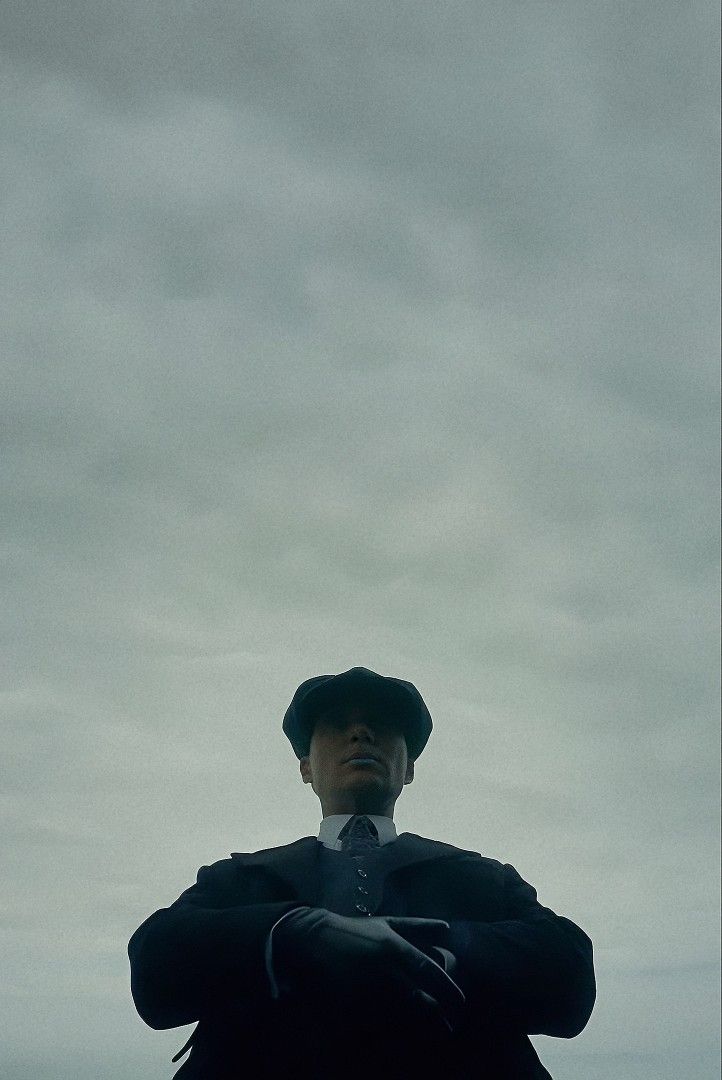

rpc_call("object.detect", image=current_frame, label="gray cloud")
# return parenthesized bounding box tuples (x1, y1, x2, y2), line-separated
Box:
(1, 2, 719, 1077)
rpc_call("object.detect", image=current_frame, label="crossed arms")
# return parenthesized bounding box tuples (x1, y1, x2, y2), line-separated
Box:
(128, 857, 595, 1038)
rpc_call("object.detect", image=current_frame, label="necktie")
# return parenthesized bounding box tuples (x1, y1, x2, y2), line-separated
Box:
(338, 815, 380, 855)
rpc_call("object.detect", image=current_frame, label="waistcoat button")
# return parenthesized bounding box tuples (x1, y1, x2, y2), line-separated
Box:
(355, 903, 369, 913)
(356, 869, 367, 878)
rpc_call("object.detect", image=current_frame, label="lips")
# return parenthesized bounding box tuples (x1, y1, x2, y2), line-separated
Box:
(343, 752, 382, 764)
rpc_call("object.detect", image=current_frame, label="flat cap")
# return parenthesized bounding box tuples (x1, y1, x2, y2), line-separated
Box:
(283, 666, 433, 761)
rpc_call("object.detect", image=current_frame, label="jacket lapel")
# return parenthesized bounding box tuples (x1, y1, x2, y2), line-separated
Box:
(231, 832, 469, 901)
(231, 837, 321, 903)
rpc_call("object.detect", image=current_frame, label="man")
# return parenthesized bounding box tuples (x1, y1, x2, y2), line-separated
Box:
(129, 667, 595, 1079)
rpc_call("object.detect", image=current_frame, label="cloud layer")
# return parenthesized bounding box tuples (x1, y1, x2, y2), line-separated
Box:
(2, 2, 719, 1077)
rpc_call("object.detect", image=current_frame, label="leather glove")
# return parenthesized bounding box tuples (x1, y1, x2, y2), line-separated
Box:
(272, 907, 465, 1033)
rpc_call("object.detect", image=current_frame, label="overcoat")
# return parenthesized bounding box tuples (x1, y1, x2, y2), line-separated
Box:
(128, 832, 595, 1079)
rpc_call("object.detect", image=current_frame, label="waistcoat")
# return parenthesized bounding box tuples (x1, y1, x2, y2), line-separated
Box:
(316, 843, 391, 916)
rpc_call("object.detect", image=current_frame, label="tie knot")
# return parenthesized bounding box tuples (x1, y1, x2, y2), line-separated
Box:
(338, 815, 380, 853)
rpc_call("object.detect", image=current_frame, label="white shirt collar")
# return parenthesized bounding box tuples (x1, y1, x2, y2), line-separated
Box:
(318, 814, 398, 850)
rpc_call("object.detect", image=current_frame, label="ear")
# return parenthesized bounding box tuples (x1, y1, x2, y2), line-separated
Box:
(300, 757, 312, 784)
(404, 758, 414, 785)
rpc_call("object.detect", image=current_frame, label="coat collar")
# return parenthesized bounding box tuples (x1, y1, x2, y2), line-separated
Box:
(230, 832, 472, 898)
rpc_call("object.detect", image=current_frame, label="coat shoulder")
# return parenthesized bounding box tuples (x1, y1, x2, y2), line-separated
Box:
(190, 840, 316, 900)
(399, 832, 508, 877)
(229, 835, 317, 861)
(192, 856, 242, 891)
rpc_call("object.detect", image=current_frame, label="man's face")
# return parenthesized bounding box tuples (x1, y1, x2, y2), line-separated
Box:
(299, 698, 414, 817)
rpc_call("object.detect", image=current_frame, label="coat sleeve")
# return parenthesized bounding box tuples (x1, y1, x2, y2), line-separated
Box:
(446, 861, 595, 1038)
(127, 859, 306, 1030)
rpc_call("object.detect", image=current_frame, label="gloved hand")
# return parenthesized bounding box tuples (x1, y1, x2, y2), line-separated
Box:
(272, 907, 465, 1034)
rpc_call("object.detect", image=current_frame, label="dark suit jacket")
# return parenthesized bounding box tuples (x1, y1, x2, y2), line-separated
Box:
(128, 832, 595, 1079)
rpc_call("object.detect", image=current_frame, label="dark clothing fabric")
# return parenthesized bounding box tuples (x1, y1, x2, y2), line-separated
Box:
(128, 832, 595, 1079)
(317, 842, 387, 917)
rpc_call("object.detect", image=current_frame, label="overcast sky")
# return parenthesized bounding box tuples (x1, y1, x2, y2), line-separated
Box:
(2, 2, 720, 1078)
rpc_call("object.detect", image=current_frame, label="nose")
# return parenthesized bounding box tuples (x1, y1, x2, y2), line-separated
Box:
(347, 718, 376, 741)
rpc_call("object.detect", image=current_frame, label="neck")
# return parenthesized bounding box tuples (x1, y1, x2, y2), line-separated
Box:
(321, 798, 395, 819)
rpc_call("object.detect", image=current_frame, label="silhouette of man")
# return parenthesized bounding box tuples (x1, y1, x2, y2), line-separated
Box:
(129, 666, 595, 1078)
